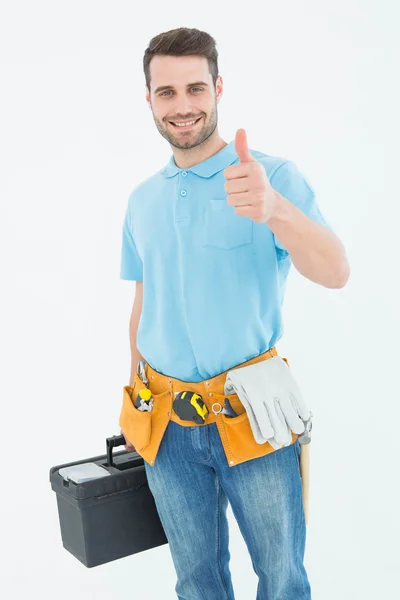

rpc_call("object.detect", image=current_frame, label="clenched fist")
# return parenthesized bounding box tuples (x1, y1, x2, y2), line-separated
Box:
(223, 129, 280, 223)
(120, 428, 135, 452)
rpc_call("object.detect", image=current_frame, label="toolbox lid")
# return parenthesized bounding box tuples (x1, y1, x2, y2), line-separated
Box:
(50, 435, 147, 501)
(50, 451, 147, 501)
(58, 462, 111, 484)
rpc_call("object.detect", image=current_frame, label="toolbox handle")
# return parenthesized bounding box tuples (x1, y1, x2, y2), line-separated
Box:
(106, 434, 126, 468)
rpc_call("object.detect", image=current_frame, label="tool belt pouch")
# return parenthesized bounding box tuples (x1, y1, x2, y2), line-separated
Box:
(223, 356, 312, 448)
(119, 372, 152, 453)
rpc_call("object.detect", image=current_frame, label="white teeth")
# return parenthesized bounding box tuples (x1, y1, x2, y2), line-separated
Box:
(172, 119, 198, 127)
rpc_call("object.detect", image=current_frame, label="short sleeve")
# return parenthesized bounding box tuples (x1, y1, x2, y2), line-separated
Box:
(120, 202, 143, 281)
(270, 161, 334, 256)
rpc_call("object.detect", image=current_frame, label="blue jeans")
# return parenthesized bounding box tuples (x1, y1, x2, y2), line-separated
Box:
(144, 420, 311, 600)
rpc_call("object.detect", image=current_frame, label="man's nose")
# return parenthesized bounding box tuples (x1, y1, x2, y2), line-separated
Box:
(171, 100, 197, 119)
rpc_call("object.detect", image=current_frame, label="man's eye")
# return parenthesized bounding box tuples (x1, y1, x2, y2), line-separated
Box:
(160, 87, 203, 97)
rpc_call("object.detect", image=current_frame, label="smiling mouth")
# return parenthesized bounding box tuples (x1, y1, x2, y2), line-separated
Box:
(168, 117, 202, 130)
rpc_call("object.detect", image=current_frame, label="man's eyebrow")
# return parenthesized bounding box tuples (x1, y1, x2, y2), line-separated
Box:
(154, 81, 209, 94)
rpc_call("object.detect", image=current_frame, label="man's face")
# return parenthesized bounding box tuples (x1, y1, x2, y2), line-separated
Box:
(146, 55, 222, 150)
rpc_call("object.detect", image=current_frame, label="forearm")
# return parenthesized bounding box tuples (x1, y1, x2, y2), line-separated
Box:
(267, 191, 350, 288)
(128, 309, 145, 386)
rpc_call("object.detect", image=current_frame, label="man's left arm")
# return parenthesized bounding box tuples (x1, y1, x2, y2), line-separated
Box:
(266, 189, 350, 289)
(224, 129, 350, 290)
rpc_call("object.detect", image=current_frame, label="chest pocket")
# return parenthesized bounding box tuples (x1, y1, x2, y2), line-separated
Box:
(203, 198, 253, 250)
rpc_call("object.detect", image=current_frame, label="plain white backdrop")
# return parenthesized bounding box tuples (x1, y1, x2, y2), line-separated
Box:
(1, 1, 398, 598)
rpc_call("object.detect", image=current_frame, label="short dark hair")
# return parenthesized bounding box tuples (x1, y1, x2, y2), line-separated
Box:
(143, 27, 219, 92)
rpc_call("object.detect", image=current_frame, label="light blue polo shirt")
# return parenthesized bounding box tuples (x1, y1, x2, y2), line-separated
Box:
(120, 140, 333, 382)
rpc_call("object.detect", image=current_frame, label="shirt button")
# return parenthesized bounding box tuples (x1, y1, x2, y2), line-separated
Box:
(180, 190, 187, 197)
(181, 171, 188, 177)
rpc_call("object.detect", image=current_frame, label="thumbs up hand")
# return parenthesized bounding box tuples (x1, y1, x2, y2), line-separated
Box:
(223, 129, 280, 223)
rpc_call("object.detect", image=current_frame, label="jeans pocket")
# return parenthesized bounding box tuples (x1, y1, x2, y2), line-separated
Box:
(292, 440, 308, 523)
(203, 198, 253, 250)
(292, 439, 302, 478)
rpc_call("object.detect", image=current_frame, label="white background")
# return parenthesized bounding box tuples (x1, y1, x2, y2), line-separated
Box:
(1, 1, 398, 598)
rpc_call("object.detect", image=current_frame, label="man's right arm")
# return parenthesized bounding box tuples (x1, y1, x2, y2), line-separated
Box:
(128, 281, 145, 386)
(121, 282, 144, 452)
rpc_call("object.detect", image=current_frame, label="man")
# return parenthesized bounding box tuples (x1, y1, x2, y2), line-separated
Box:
(119, 27, 349, 600)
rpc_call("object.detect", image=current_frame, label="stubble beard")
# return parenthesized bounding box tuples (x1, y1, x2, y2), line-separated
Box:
(152, 103, 218, 150)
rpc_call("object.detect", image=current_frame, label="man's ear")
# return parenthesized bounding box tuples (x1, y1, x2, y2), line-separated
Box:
(145, 85, 151, 107)
(216, 75, 223, 103)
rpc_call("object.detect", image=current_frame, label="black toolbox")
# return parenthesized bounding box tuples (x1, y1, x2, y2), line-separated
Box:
(49, 435, 168, 568)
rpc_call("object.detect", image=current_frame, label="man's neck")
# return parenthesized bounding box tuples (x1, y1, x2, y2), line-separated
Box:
(171, 134, 228, 169)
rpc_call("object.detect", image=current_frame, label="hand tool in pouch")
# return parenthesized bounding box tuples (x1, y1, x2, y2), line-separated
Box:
(298, 411, 313, 445)
(221, 398, 240, 417)
(135, 360, 154, 412)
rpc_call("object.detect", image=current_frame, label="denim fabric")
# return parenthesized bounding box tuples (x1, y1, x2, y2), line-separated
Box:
(144, 421, 311, 599)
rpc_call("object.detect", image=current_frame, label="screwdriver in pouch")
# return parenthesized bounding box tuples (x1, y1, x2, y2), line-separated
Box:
(134, 387, 154, 412)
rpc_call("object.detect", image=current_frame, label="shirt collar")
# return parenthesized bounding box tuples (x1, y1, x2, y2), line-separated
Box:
(160, 140, 238, 178)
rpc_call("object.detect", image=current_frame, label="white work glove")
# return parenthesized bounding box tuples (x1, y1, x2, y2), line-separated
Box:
(224, 356, 311, 449)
